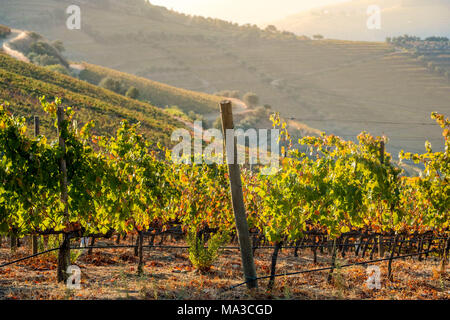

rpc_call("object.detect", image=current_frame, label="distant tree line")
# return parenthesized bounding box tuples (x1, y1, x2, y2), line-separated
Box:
(0, 24, 11, 38)
(98, 76, 140, 100)
(387, 35, 449, 44)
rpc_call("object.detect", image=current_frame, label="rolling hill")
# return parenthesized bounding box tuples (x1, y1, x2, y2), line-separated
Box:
(0, 51, 185, 146)
(1, 0, 449, 157)
(77, 61, 221, 115)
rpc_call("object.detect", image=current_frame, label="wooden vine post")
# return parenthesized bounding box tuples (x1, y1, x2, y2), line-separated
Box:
(440, 236, 449, 274)
(137, 231, 144, 275)
(327, 239, 338, 283)
(268, 241, 283, 290)
(10, 233, 17, 253)
(388, 234, 399, 281)
(220, 100, 258, 290)
(56, 106, 71, 283)
(378, 141, 385, 258)
(31, 116, 40, 255)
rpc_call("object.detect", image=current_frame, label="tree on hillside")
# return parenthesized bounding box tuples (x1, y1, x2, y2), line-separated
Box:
(126, 86, 140, 99)
(52, 40, 65, 53)
(243, 92, 259, 107)
(425, 36, 449, 42)
(213, 116, 222, 131)
(0, 25, 11, 38)
(313, 34, 324, 40)
(28, 53, 60, 66)
(45, 64, 70, 76)
(214, 90, 240, 99)
(99, 77, 124, 94)
(265, 25, 278, 33)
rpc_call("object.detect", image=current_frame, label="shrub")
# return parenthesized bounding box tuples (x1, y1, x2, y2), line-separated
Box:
(187, 231, 229, 273)
(29, 53, 61, 66)
(243, 92, 259, 107)
(29, 41, 59, 58)
(213, 116, 222, 131)
(98, 77, 125, 94)
(0, 24, 11, 38)
(313, 34, 324, 40)
(425, 36, 449, 42)
(45, 64, 70, 75)
(28, 31, 42, 40)
(52, 40, 65, 53)
(214, 90, 240, 99)
(126, 86, 140, 99)
(445, 71, 450, 81)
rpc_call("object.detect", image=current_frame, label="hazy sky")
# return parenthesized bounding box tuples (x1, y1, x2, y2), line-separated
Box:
(149, 0, 350, 24)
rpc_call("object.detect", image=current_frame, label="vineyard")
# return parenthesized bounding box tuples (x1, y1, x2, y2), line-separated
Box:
(0, 97, 449, 299)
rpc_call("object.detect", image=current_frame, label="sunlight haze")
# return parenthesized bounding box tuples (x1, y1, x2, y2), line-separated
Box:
(149, 0, 350, 24)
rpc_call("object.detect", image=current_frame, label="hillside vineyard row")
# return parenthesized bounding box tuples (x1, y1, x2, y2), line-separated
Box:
(0, 97, 448, 282)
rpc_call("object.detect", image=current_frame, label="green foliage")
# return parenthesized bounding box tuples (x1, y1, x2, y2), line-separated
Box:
(399, 113, 449, 230)
(25, 41, 68, 68)
(187, 231, 229, 273)
(125, 86, 140, 99)
(45, 64, 70, 76)
(214, 90, 240, 99)
(213, 116, 222, 131)
(52, 40, 65, 53)
(0, 24, 11, 38)
(28, 53, 60, 67)
(98, 77, 125, 95)
(425, 36, 449, 42)
(243, 92, 259, 107)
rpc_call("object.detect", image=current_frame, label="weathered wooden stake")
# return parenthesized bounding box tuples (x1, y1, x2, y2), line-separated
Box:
(388, 234, 399, 281)
(267, 241, 283, 290)
(88, 237, 95, 255)
(31, 116, 40, 255)
(10, 234, 17, 253)
(137, 231, 144, 275)
(378, 235, 384, 258)
(380, 140, 385, 165)
(220, 100, 258, 289)
(56, 106, 70, 283)
(327, 239, 338, 283)
(439, 237, 449, 274)
(418, 236, 424, 261)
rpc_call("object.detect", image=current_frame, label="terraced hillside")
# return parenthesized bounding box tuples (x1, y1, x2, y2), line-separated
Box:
(389, 36, 450, 80)
(0, 52, 185, 145)
(78, 62, 221, 115)
(1, 0, 449, 156)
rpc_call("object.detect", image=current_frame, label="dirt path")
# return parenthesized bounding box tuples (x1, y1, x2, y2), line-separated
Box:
(1, 29, 30, 63)
(69, 63, 85, 76)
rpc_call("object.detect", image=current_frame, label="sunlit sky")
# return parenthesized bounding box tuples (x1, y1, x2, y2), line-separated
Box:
(149, 0, 350, 24)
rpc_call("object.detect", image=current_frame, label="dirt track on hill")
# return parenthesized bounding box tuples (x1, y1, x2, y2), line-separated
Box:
(1, 29, 30, 63)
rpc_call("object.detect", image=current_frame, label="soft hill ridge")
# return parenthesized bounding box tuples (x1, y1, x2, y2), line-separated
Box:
(78, 62, 221, 115)
(0, 52, 185, 145)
